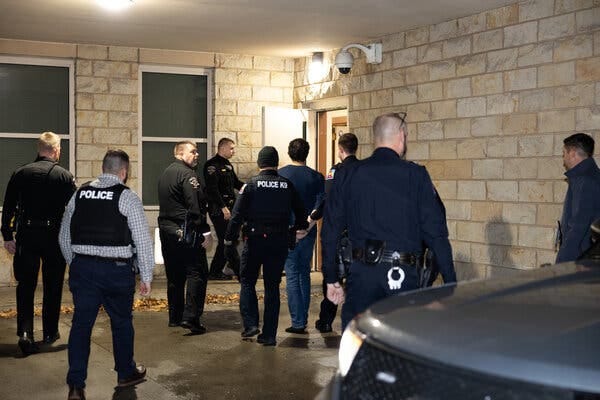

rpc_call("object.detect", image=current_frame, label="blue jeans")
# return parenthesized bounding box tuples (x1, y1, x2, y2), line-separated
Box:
(66, 255, 137, 388)
(284, 228, 317, 328)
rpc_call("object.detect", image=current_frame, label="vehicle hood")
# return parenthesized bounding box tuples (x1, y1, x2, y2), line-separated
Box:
(359, 260, 600, 393)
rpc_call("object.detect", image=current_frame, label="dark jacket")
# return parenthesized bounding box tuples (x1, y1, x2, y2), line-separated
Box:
(310, 154, 358, 220)
(203, 154, 244, 215)
(1, 156, 75, 242)
(225, 169, 308, 242)
(557, 157, 600, 263)
(157, 159, 210, 237)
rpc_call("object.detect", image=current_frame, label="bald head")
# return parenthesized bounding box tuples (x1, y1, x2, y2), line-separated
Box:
(372, 113, 407, 156)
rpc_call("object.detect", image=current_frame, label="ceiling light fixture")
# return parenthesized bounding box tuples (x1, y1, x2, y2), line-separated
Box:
(96, 0, 134, 11)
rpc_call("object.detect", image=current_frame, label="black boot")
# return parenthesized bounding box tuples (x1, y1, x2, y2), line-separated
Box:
(18, 332, 40, 355)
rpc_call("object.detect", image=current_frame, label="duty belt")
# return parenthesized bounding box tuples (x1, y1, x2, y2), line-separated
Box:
(75, 254, 132, 263)
(352, 249, 422, 267)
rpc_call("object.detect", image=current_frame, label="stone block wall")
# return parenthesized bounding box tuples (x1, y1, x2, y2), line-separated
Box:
(294, 0, 600, 279)
(0, 42, 294, 285)
(74, 44, 140, 187)
(214, 54, 295, 179)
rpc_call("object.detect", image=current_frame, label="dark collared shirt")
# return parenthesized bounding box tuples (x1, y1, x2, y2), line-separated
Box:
(321, 147, 456, 284)
(203, 154, 244, 213)
(1, 156, 75, 242)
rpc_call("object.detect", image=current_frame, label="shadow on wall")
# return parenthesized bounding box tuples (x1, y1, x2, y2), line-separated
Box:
(486, 216, 514, 270)
(485, 217, 523, 279)
(453, 256, 481, 282)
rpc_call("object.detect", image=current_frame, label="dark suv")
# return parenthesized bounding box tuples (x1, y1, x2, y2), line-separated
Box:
(317, 229, 600, 400)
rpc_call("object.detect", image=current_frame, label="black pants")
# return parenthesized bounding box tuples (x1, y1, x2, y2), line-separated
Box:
(14, 228, 66, 337)
(160, 231, 208, 324)
(342, 260, 419, 330)
(209, 212, 240, 276)
(239, 235, 288, 339)
(317, 279, 338, 326)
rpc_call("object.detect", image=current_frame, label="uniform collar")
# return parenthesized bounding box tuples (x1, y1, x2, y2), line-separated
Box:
(343, 155, 357, 164)
(174, 158, 195, 170)
(258, 169, 278, 176)
(34, 155, 57, 163)
(215, 153, 229, 162)
(565, 157, 599, 178)
(373, 147, 400, 159)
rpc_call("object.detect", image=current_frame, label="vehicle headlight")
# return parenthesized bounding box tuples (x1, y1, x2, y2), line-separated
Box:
(338, 320, 365, 377)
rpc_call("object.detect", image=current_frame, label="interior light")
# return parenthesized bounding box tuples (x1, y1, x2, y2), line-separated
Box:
(96, 0, 134, 11)
(308, 51, 329, 83)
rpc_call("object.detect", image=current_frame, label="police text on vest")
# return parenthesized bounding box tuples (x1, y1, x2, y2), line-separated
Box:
(256, 180, 287, 188)
(79, 190, 114, 200)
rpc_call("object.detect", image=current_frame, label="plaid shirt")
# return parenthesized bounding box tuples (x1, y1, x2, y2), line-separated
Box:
(59, 174, 154, 283)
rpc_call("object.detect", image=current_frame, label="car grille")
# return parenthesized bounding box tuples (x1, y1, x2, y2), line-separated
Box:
(340, 341, 598, 400)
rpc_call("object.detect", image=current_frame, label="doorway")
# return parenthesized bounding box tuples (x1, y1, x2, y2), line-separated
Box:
(314, 109, 348, 271)
(261, 102, 349, 272)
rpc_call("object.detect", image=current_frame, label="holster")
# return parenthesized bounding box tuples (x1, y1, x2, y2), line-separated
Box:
(336, 233, 352, 278)
(363, 239, 385, 264)
(180, 213, 204, 248)
(417, 264, 430, 288)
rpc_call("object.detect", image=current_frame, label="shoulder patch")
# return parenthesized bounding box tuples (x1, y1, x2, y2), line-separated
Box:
(207, 165, 217, 175)
(239, 183, 247, 194)
(326, 168, 336, 180)
(189, 176, 200, 189)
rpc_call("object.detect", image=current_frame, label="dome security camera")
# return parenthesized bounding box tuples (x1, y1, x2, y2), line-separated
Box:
(334, 43, 382, 75)
(335, 50, 354, 74)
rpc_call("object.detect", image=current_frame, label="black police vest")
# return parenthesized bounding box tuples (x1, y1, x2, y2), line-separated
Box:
(71, 184, 132, 246)
(246, 174, 293, 232)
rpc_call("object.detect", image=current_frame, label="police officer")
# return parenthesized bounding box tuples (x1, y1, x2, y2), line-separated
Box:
(158, 141, 212, 333)
(313, 132, 359, 334)
(203, 138, 244, 280)
(224, 146, 307, 346)
(59, 149, 154, 400)
(322, 112, 457, 330)
(1, 132, 75, 355)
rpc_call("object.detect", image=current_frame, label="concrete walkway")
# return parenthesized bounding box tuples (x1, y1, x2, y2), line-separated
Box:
(0, 272, 340, 400)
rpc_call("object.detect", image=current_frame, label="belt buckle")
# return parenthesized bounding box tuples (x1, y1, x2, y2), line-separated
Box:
(391, 251, 401, 266)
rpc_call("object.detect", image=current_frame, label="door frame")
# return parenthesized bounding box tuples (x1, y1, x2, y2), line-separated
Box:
(301, 96, 349, 271)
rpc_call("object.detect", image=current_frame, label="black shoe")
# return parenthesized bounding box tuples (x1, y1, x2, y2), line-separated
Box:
(180, 320, 207, 334)
(285, 326, 308, 334)
(315, 320, 333, 333)
(168, 321, 181, 328)
(18, 333, 40, 355)
(257, 334, 276, 346)
(68, 385, 86, 400)
(117, 365, 147, 387)
(43, 332, 60, 344)
(241, 327, 260, 338)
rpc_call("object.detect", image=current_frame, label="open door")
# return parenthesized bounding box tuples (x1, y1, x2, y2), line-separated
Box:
(262, 106, 307, 167)
(315, 109, 348, 271)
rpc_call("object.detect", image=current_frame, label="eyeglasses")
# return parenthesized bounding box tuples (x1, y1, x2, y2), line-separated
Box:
(393, 112, 407, 125)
